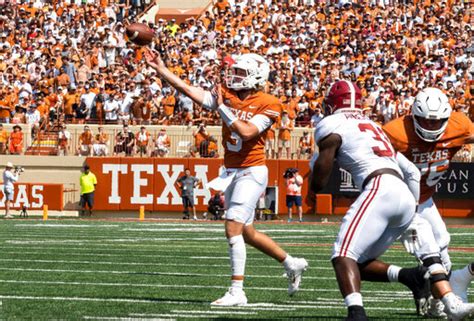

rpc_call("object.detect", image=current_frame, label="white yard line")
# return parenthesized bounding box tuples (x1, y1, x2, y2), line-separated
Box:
(0, 267, 335, 280)
(14, 224, 120, 228)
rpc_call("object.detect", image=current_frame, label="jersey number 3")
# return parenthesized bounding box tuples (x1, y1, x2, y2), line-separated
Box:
(358, 123, 394, 157)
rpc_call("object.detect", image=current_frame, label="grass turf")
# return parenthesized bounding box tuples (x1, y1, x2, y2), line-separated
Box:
(0, 219, 472, 320)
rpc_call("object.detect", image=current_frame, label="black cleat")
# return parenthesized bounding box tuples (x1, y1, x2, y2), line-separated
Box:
(345, 305, 369, 321)
(398, 265, 431, 316)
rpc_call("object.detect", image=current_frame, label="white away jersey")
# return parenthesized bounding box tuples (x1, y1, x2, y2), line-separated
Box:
(315, 112, 402, 190)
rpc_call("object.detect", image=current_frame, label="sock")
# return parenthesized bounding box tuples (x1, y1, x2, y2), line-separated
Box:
(387, 265, 402, 282)
(231, 279, 243, 291)
(282, 255, 293, 269)
(441, 292, 458, 310)
(344, 292, 363, 307)
(453, 264, 474, 283)
(228, 235, 246, 277)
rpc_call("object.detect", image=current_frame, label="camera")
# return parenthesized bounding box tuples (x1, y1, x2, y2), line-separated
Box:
(283, 168, 298, 179)
(14, 166, 24, 173)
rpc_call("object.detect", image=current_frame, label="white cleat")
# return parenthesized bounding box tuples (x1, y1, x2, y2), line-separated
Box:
(426, 298, 447, 318)
(444, 297, 474, 321)
(210, 288, 247, 307)
(451, 269, 471, 303)
(285, 257, 308, 296)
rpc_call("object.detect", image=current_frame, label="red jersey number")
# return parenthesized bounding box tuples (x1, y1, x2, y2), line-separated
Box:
(358, 123, 395, 157)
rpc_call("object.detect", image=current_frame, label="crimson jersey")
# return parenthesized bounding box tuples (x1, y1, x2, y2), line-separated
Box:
(383, 112, 473, 203)
(221, 87, 281, 168)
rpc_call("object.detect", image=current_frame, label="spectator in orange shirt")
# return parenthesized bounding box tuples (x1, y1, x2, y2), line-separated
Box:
(161, 89, 176, 117)
(93, 126, 109, 157)
(8, 125, 23, 155)
(265, 122, 276, 159)
(192, 123, 209, 157)
(77, 125, 93, 156)
(0, 124, 9, 154)
(277, 111, 293, 159)
(297, 131, 314, 160)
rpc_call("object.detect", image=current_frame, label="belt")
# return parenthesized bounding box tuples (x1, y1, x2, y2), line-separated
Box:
(362, 168, 403, 189)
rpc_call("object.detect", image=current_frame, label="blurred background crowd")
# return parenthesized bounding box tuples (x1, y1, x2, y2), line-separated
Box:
(0, 0, 472, 158)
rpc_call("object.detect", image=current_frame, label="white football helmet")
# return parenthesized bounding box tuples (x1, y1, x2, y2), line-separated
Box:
(412, 87, 452, 142)
(226, 53, 269, 91)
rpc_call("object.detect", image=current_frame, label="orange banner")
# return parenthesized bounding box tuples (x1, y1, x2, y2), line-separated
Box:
(0, 183, 63, 210)
(85, 157, 473, 218)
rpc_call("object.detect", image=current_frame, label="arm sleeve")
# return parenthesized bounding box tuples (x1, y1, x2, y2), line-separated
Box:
(248, 114, 273, 134)
(201, 91, 218, 111)
(396, 152, 420, 204)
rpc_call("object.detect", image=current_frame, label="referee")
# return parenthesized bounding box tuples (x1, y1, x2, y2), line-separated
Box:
(79, 164, 97, 216)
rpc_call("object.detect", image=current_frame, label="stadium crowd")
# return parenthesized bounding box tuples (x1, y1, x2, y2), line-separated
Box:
(0, 0, 472, 157)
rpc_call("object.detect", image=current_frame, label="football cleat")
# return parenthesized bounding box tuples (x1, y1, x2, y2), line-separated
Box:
(285, 257, 308, 296)
(210, 288, 247, 307)
(444, 296, 474, 321)
(450, 269, 470, 303)
(426, 298, 447, 318)
(400, 266, 431, 315)
(345, 305, 369, 321)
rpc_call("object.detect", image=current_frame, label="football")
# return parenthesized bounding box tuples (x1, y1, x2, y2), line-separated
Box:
(125, 23, 155, 46)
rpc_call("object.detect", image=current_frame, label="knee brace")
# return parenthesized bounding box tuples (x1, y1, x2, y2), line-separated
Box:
(423, 256, 448, 285)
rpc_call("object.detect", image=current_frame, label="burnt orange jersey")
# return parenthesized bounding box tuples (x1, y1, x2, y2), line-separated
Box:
(221, 87, 281, 168)
(383, 112, 473, 203)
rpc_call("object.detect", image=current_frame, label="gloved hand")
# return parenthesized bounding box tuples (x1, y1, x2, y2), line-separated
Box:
(399, 215, 423, 255)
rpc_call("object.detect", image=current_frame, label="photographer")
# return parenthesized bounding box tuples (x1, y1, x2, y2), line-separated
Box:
(3, 162, 22, 218)
(284, 168, 303, 223)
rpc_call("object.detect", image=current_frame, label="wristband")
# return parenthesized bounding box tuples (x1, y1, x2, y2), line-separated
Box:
(217, 104, 238, 127)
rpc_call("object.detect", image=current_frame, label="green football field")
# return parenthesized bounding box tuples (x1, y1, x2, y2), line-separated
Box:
(0, 219, 472, 320)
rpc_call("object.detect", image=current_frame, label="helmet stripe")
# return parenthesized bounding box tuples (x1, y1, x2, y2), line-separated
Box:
(344, 80, 356, 109)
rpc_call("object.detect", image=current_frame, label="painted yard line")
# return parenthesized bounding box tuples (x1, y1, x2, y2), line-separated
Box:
(121, 228, 328, 234)
(0, 267, 336, 280)
(2, 244, 472, 259)
(84, 317, 175, 321)
(2, 279, 453, 297)
(171, 310, 256, 315)
(0, 251, 421, 265)
(13, 224, 120, 228)
(0, 295, 415, 312)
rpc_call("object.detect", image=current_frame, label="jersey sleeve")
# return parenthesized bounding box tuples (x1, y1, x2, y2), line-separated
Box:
(382, 117, 409, 153)
(450, 112, 474, 145)
(314, 116, 342, 145)
(260, 96, 281, 123)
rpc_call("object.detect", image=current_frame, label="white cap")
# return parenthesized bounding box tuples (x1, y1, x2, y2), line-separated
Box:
(6, 162, 13, 168)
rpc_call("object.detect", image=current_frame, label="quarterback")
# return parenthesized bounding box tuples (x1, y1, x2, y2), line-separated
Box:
(383, 88, 474, 315)
(145, 49, 307, 306)
(311, 81, 474, 321)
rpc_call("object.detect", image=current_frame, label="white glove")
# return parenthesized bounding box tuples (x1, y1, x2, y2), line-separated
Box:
(399, 216, 422, 255)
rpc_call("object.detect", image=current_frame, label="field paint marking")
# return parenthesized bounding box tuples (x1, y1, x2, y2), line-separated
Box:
(0, 267, 335, 281)
(0, 295, 415, 313)
(0, 250, 425, 266)
(84, 317, 174, 321)
(171, 310, 256, 315)
(14, 224, 120, 228)
(122, 228, 327, 234)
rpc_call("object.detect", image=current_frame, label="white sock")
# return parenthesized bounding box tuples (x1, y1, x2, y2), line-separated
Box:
(228, 235, 246, 277)
(344, 292, 363, 307)
(231, 280, 243, 291)
(441, 292, 458, 310)
(452, 264, 474, 282)
(387, 265, 401, 282)
(282, 255, 293, 270)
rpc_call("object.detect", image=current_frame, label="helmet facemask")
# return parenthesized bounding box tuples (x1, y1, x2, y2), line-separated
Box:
(413, 115, 449, 142)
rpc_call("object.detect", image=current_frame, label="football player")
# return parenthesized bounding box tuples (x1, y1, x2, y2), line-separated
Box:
(144, 49, 308, 306)
(311, 80, 474, 321)
(383, 87, 474, 316)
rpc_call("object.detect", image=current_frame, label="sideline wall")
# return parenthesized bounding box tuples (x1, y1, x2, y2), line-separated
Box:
(1, 156, 472, 217)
